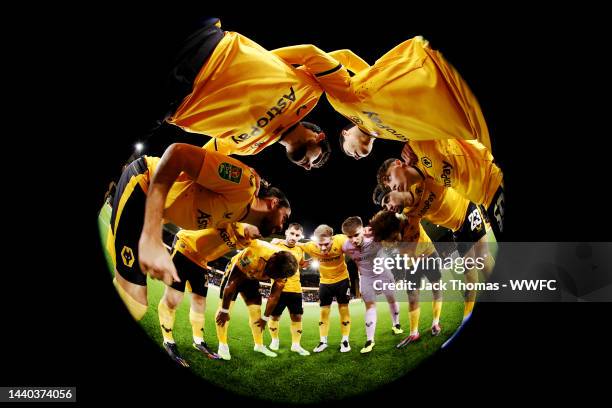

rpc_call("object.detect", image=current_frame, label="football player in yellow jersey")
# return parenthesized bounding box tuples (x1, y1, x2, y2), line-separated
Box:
(267, 223, 310, 356)
(375, 165, 495, 325)
(147, 17, 331, 169)
(271, 35, 489, 148)
(156, 223, 259, 366)
(398, 140, 505, 237)
(299, 225, 352, 353)
(369, 197, 444, 349)
(215, 240, 297, 360)
(109, 143, 290, 320)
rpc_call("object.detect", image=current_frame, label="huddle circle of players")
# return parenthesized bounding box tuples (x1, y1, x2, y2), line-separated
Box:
(106, 18, 505, 365)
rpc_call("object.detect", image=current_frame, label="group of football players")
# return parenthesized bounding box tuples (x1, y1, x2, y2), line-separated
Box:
(104, 17, 504, 366)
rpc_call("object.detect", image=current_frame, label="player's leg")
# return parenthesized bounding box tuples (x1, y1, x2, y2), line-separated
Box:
(215, 269, 237, 360)
(287, 293, 309, 356)
(158, 285, 189, 367)
(268, 294, 286, 351)
(314, 283, 333, 352)
(188, 282, 219, 359)
(336, 279, 352, 353)
(455, 203, 489, 321)
(426, 262, 444, 336)
(359, 275, 377, 353)
(381, 271, 403, 334)
(110, 157, 153, 321)
(397, 267, 424, 348)
(243, 283, 277, 357)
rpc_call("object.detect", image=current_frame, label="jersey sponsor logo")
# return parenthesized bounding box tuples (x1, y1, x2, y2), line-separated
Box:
(320, 254, 342, 262)
(218, 163, 243, 184)
(197, 210, 211, 229)
(441, 161, 453, 187)
(362, 111, 408, 141)
(218, 229, 237, 250)
(421, 156, 433, 168)
(230, 87, 297, 145)
(121, 246, 135, 268)
(467, 208, 483, 232)
(416, 192, 436, 218)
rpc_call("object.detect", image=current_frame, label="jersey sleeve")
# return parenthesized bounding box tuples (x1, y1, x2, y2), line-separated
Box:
(300, 242, 317, 257)
(336, 234, 349, 249)
(195, 150, 257, 201)
(328, 49, 370, 74)
(203, 138, 239, 155)
(271, 44, 341, 75)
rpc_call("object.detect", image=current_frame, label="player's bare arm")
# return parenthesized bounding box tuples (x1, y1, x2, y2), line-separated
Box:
(258, 279, 287, 329)
(216, 273, 245, 327)
(138, 144, 207, 284)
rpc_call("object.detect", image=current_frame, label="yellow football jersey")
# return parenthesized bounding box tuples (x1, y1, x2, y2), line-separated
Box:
(273, 241, 304, 293)
(235, 239, 289, 281)
(145, 150, 259, 231)
(399, 214, 436, 257)
(301, 235, 349, 284)
(404, 178, 469, 232)
(272, 36, 489, 146)
(166, 30, 323, 156)
(174, 223, 254, 267)
(405, 139, 503, 208)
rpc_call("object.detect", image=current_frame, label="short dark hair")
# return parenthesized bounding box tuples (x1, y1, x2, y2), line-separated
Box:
(287, 222, 303, 232)
(259, 185, 290, 209)
(265, 251, 298, 279)
(284, 121, 331, 168)
(372, 184, 391, 206)
(369, 210, 402, 242)
(301, 121, 331, 168)
(341, 216, 363, 234)
(376, 158, 399, 186)
(339, 123, 356, 155)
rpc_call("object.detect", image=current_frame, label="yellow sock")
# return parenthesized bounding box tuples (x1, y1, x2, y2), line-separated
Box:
(409, 307, 421, 335)
(290, 320, 302, 345)
(463, 300, 475, 321)
(113, 277, 147, 321)
(247, 304, 263, 346)
(189, 309, 205, 342)
(432, 300, 442, 324)
(339, 304, 351, 337)
(158, 299, 177, 343)
(319, 306, 331, 339)
(268, 319, 280, 340)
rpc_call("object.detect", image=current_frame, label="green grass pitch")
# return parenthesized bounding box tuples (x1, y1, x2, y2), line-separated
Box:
(98, 204, 471, 404)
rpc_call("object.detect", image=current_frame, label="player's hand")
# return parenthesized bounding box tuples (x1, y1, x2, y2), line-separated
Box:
(301, 258, 313, 268)
(138, 235, 180, 285)
(270, 238, 282, 245)
(216, 311, 230, 326)
(255, 318, 267, 330)
(243, 224, 262, 240)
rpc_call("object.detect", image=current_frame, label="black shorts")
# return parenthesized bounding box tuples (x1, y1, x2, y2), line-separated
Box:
(271, 292, 304, 316)
(404, 252, 442, 289)
(148, 19, 225, 137)
(485, 186, 505, 238)
(110, 157, 152, 287)
(170, 250, 209, 297)
(219, 265, 261, 304)
(319, 278, 351, 307)
(454, 202, 487, 257)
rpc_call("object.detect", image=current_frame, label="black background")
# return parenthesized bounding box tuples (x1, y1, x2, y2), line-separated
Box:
(3, 6, 609, 406)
